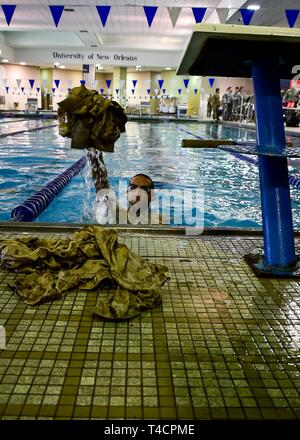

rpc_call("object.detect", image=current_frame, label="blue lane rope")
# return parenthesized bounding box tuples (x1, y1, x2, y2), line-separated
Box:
(176, 126, 300, 190)
(10, 156, 87, 222)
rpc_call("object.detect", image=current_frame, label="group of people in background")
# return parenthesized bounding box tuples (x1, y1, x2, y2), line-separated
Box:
(207, 86, 254, 123)
(281, 87, 300, 127)
(207, 85, 300, 127)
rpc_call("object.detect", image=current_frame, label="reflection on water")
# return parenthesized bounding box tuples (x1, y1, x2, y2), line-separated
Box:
(1, 120, 300, 228)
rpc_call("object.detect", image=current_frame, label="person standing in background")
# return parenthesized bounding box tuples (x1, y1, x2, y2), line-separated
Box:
(211, 88, 221, 121)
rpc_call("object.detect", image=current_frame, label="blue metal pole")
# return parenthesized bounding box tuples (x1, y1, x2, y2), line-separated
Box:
(252, 60, 296, 268)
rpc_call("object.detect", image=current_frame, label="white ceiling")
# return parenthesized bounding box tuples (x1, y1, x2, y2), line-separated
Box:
(1, 0, 300, 70)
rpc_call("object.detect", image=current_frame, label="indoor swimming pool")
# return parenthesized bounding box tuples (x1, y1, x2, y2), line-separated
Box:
(1, 119, 300, 228)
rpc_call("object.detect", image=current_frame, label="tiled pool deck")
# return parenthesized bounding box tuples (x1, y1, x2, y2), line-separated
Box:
(0, 228, 299, 420)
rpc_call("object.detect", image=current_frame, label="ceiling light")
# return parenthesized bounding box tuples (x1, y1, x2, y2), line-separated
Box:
(20, 62, 26, 65)
(165, 67, 172, 70)
(59, 65, 66, 69)
(247, 5, 260, 10)
(2, 59, 8, 63)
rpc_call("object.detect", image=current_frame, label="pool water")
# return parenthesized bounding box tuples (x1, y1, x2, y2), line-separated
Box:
(1, 119, 300, 229)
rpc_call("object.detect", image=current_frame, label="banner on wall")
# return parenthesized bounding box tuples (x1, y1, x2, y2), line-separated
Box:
(16, 79, 22, 88)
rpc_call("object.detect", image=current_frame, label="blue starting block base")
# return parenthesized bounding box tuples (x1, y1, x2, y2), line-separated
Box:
(244, 254, 300, 278)
(219, 145, 300, 158)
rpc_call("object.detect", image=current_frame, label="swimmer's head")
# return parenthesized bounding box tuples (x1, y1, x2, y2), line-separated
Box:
(127, 174, 154, 208)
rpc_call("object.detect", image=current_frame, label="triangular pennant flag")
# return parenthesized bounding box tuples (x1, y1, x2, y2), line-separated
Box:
(119, 80, 125, 89)
(107, 89, 111, 95)
(194, 89, 198, 94)
(28, 79, 35, 89)
(21, 87, 24, 92)
(240, 8, 255, 25)
(143, 6, 157, 27)
(1, 5, 16, 26)
(52, 88, 56, 94)
(100, 88, 104, 94)
(105, 79, 112, 89)
(132, 80, 137, 88)
(131, 89, 135, 95)
(36, 87, 40, 93)
(41, 79, 48, 88)
(183, 79, 189, 88)
(285, 10, 300, 28)
(49, 5, 64, 27)
(54, 79, 60, 89)
(192, 8, 207, 24)
(158, 79, 164, 89)
(44, 88, 48, 94)
(227, 9, 237, 21)
(115, 89, 119, 95)
(96, 5, 111, 27)
(154, 89, 159, 96)
(209, 78, 215, 87)
(2, 78, 7, 87)
(5, 86, 9, 93)
(144, 79, 151, 87)
(162, 89, 166, 94)
(16, 79, 22, 88)
(167, 7, 181, 28)
(147, 88, 151, 95)
(91, 80, 98, 89)
(178, 88, 182, 95)
(216, 8, 229, 24)
(67, 80, 73, 89)
(80, 80, 86, 86)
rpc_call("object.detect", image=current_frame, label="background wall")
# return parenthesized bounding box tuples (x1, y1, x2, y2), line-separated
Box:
(0, 64, 41, 110)
(0, 64, 254, 114)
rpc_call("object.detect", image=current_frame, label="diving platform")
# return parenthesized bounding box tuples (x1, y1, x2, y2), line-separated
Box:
(177, 24, 300, 277)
